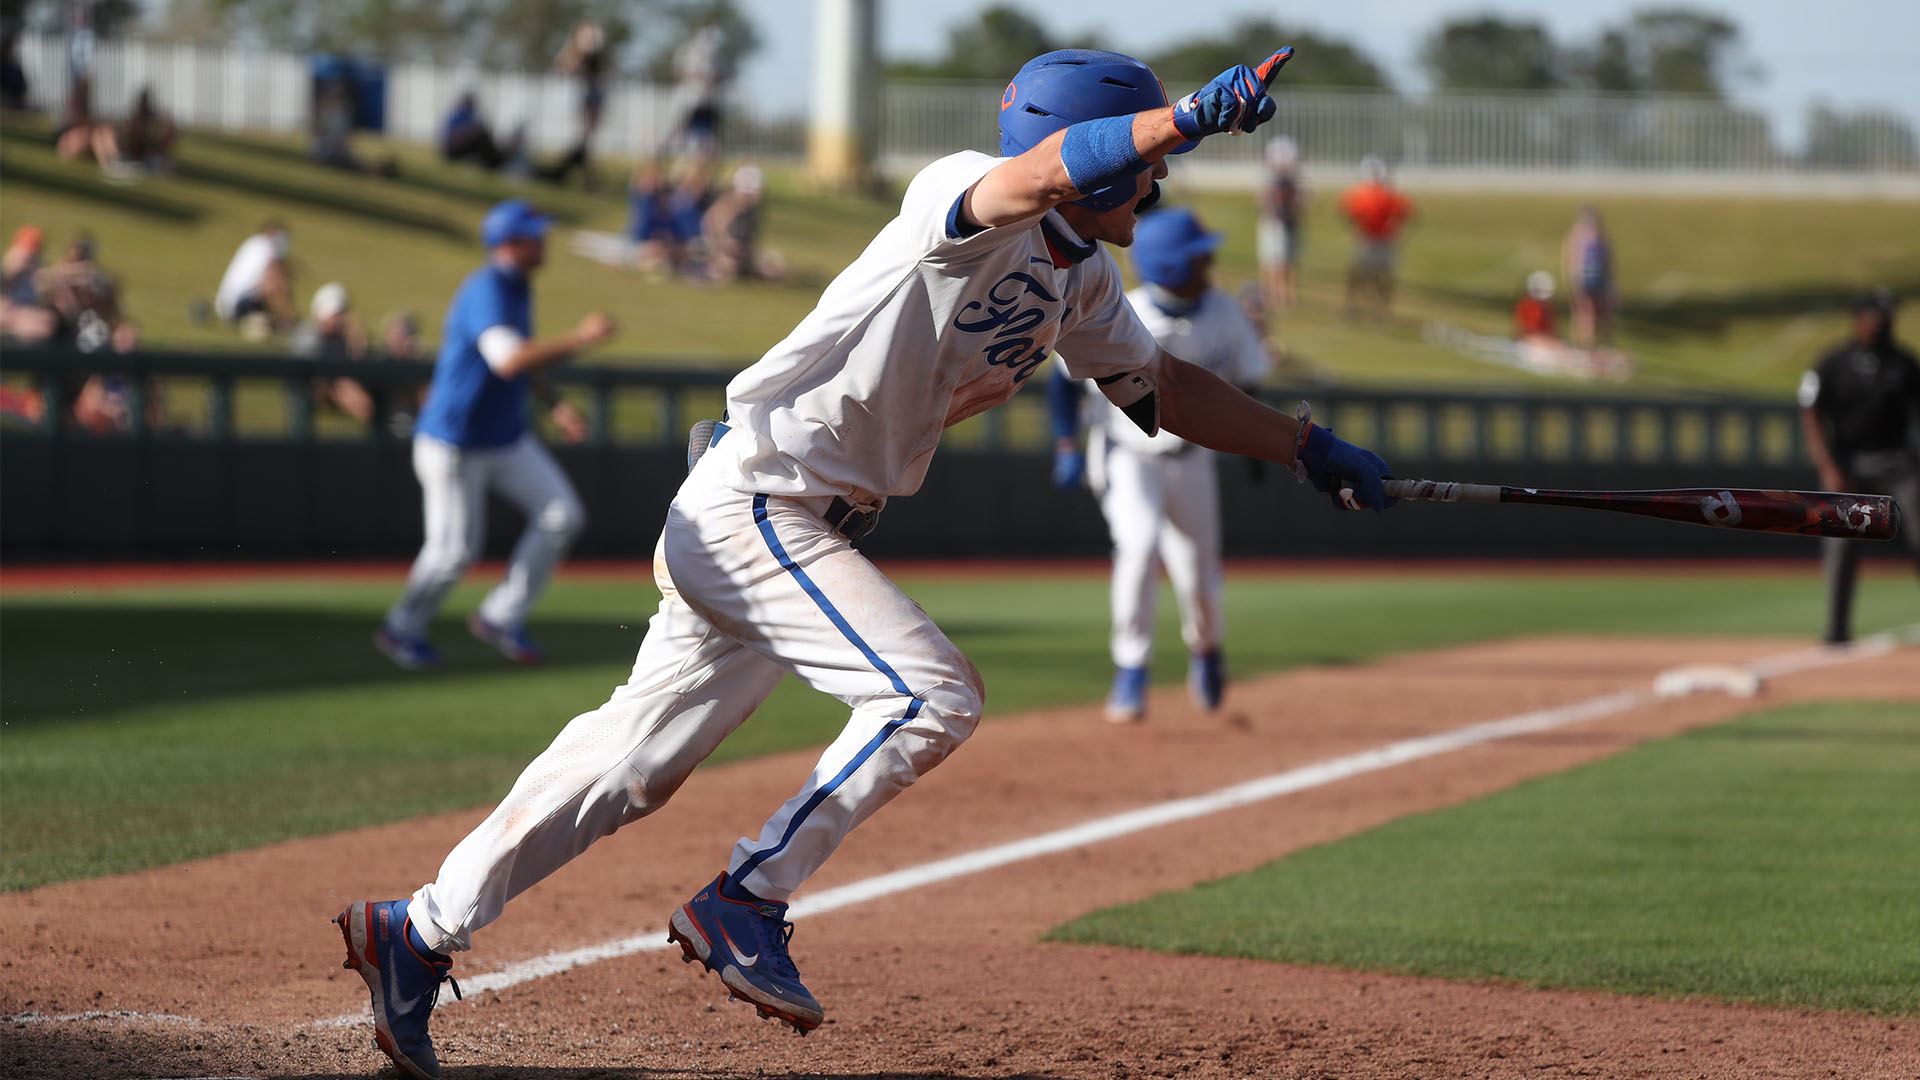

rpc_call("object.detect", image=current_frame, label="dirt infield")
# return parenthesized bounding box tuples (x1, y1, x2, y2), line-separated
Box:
(4, 634, 1917, 1079)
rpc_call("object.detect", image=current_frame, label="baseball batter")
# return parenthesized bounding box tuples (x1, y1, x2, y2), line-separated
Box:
(1049, 206, 1271, 722)
(338, 48, 1394, 1080)
(376, 199, 614, 669)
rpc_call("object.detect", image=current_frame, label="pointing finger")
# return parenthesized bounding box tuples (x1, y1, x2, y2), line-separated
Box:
(1255, 46, 1294, 88)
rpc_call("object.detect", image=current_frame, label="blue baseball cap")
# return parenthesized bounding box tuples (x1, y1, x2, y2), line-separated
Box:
(1129, 207, 1221, 289)
(481, 199, 550, 248)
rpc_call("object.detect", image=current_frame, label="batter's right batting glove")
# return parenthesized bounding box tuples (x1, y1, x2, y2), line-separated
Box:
(1294, 421, 1395, 512)
(1172, 47, 1293, 140)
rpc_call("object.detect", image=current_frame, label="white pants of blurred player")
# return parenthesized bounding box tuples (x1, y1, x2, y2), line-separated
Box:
(1095, 435, 1224, 670)
(385, 434, 586, 638)
(408, 450, 984, 951)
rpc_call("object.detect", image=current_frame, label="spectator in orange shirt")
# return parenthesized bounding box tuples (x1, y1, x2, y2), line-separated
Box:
(1339, 155, 1412, 320)
(1513, 271, 1558, 342)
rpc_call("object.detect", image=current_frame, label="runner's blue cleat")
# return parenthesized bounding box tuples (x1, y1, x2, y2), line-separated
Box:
(1105, 665, 1149, 723)
(1190, 649, 1226, 711)
(668, 873, 823, 1033)
(335, 899, 461, 1080)
(374, 626, 443, 671)
(467, 613, 545, 665)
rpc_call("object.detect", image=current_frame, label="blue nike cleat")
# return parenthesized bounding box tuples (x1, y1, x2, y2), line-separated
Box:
(1190, 649, 1226, 712)
(374, 626, 443, 671)
(467, 613, 544, 665)
(334, 899, 461, 1080)
(1105, 665, 1149, 723)
(667, 873, 823, 1033)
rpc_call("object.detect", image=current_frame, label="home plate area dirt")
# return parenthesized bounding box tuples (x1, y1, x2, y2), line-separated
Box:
(4, 636, 1917, 1079)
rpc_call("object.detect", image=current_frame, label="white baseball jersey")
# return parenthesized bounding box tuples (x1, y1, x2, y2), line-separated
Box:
(711, 150, 1162, 504)
(1097, 285, 1270, 456)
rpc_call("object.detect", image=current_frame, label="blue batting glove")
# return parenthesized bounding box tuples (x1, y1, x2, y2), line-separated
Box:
(1053, 448, 1087, 489)
(1294, 423, 1395, 512)
(1172, 47, 1292, 140)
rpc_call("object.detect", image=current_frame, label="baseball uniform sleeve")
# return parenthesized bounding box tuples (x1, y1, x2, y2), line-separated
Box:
(1055, 250, 1161, 381)
(901, 151, 1032, 261)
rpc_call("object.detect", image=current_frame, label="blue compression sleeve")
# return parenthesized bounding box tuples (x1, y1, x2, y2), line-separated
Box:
(1046, 366, 1084, 440)
(1059, 114, 1146, 197)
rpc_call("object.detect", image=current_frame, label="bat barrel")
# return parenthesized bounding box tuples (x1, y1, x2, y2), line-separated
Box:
(1499, 487, 1901, 541)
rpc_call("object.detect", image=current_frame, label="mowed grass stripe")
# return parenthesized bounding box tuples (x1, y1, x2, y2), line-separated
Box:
(1051, 699, 1920, 1015)
(2, 570, 1915, 891)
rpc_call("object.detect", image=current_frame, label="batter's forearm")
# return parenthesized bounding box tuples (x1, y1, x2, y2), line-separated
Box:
(966, 109, 1187, 228)
(1158, 357, 1302, 466)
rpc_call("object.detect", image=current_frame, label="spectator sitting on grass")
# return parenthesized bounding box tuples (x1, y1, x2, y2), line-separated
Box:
(117, 87, 177, 173)
(39, 232, 125, 351)
(626, 161, 676, 271)
(290, 281, 375, 425)
(215, 220, 295, 338)
(52, 76, 128, 175)
(702, 164, 783, 283)
(1, 225, 57, 344)
(441, 91, 520, 172)
(1513, 271, 1558, 343)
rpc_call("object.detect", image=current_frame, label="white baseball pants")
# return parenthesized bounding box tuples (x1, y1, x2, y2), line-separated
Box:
(409, 455, 984, 952)
(1099, 444, 1224, 670)
(385, 434, 586, 638)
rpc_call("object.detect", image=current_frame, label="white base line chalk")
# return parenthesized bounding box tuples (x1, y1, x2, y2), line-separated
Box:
(312, 626, 1913, 1027)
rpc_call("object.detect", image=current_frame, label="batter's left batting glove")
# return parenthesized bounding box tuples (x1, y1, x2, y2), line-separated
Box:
(1053, 447, 1087, 489)
(1294, 421, 1395, 512)
(1172, 47, 1293, 140)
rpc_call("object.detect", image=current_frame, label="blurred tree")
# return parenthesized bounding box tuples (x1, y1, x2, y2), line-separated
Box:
(1565, 7, 1753, 97)
(634, 0, 759, 85)
(1621, 7, 1745, 97)
(1566, 29, 1638, 92)
(1146, 18, 1392, 90)
(156, 0, 762, 78)
(1805, 104, 1920, 169)
(1419, 16, 1560, 91)
(887, 5, 1103, 82)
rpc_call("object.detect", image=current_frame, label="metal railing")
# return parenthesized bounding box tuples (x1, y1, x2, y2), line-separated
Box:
(882, 81, 1920, 176)
(0, 347, 1808, 471)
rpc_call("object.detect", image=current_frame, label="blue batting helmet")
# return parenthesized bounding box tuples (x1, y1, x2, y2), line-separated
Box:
(998, 49, 1195, 213)
(1130, 207, 1221, 289)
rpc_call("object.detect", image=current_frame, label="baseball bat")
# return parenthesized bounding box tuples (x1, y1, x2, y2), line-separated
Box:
(1383, 480, 1901, 541)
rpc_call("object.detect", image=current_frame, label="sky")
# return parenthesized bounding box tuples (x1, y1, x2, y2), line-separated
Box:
(736, 0, 1920, 135)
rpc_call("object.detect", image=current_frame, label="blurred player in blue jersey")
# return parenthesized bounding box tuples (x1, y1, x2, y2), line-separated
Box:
(377, 199, 616, 669)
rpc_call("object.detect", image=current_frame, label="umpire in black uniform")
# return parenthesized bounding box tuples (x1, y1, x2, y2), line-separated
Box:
(1798, 288, 1920, 644)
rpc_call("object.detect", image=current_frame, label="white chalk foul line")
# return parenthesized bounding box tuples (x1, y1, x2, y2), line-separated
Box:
(3, 1009, 203, 1026)
(314, 626, 1913, 1028)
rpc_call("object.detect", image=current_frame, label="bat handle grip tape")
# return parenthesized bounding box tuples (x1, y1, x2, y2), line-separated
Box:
(1384, 479, 1503, 503)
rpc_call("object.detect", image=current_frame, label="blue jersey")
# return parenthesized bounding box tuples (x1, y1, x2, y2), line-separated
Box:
(418, 264, 533, 448)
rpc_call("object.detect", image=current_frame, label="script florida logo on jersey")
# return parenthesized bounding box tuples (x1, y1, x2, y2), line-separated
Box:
(953, 268, 1064, 383)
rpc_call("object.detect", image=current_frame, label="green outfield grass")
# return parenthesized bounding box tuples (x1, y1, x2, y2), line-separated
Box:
(4, 116, 1916, 395)
(1, 567, 1914, 891)
(1051, 698, 1920, 1015)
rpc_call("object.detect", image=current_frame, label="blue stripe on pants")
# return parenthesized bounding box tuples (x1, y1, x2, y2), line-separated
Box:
(734, 494, 925, 883)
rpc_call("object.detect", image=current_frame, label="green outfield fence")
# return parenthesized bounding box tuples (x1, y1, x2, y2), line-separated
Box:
(0, 345, 1830, 561)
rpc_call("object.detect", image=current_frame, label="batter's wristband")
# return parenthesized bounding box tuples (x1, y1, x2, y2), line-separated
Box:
(1291, 400, 1318, 484)
(1059, 114, 1147, 198)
